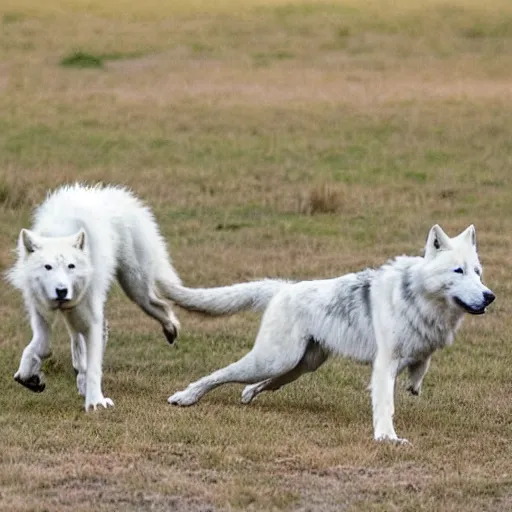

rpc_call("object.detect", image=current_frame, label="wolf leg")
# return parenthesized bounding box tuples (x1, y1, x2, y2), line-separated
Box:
(83, 307, 114, 411)
(14, 308, 52, 393)
(146, 291, 180, 344)
(371, 352, 407, 443)
(241, 341, 328, 403)
(118, 270, 180, 344)
(72, 333, 87, 396)
(168, 353, 293, 406)
(63, 317, 88, 396)
(240, 364, 313, 404)
(169, 334, 308, 407)
(407, 356, 431, 396)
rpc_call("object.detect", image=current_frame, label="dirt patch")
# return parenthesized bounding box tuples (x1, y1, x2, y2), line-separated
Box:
(66, 62, 512, 108)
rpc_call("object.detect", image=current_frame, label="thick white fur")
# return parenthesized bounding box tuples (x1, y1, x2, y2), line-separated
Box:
(167, 225, 495, 443)
(7, 183, 181, 411)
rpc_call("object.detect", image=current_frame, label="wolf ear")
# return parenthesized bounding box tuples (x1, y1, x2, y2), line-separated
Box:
(20, 229, 41, 253)
(425, 224, 451, 259)
(73, 229, 86, 250)
(460, 224, 476, 247)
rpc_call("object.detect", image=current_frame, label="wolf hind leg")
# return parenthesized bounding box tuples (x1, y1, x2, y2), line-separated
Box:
(14, 308, 52, 393)
(168, 332, 310, 407)
(241, 340, 329, 404)
(147, 291, 180, 344)
(407, 356, 431, 396)
(117, 270, 180, 344)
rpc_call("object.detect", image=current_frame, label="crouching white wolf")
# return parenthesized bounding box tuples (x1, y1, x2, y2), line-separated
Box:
(167, 225, 495, 442)
(7, 184, 182, 411)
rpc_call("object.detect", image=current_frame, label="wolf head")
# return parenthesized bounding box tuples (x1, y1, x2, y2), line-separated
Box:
(422, 224, 495, 315)
(9, 229, 93, 311)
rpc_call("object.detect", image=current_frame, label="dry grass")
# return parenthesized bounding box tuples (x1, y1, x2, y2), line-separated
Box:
(1, 0, 512, 510)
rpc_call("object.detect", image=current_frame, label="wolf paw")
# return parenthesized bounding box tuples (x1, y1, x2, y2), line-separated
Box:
(241, 385, 258, 404)
(168, 390, 199, 406)
(163, 325, 178, 345)
(406, 384, 420, 396)
(85, 396, 114, 411)
(375, 434, 410, 445)
(14, 372, 46, 393)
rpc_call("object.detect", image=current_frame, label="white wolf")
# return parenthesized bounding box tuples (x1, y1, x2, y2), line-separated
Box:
(166, 225, 495, 442)
(7, 184, 182, 411)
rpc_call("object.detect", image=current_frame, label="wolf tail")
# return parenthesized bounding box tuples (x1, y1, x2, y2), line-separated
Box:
(158, 279, 287, 316)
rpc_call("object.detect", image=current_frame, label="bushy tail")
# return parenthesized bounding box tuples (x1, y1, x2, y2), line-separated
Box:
(158, 279, 287, 316)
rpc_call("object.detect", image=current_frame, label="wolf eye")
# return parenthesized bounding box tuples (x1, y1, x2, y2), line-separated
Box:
(475, 268, 481, 276)
(68, 263, 75, 269)
(453, 267, 464, 274)
(44, 264, 52, 271)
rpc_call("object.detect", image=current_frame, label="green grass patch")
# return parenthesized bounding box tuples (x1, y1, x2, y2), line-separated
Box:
(60, 51, 104, 68)
(60, 50, 151, 69)
(3, 11, 24, 23)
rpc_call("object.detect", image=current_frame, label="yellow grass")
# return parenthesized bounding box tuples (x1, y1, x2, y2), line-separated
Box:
(1, 0, 512, 510)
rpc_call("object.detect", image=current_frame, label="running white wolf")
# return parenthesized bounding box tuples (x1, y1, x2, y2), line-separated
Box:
(166, 225, 495, 442)
(7, 184, 181, 411)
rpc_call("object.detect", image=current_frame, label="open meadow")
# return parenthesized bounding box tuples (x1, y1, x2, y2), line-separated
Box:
(1, 0, 512, 509)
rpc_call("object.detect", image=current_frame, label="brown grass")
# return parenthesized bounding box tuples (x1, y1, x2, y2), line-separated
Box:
(1, 0, 512, 510)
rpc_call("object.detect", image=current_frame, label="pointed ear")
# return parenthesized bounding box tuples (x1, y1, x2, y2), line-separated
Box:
(73, 229, 86, 250)
(460, 224, 476, 247)
(424, 224, 451, 259)
(20, 229, 41, 253)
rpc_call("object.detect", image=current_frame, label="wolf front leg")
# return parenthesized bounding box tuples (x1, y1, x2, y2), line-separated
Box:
(84, 312, 113, 411)
(71, 333, 87, 396)
(371, 352, 408, 443)
(14, 308, 52, 393)
(63, 316, 88, 396)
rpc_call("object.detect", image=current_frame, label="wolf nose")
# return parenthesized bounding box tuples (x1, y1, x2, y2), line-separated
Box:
(483, 291, 495, 306)
(56, 287, 68, 301)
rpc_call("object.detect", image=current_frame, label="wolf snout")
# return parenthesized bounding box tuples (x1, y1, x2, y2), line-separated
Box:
(483, 291, 495, 307)
(56, 287, 69, 301)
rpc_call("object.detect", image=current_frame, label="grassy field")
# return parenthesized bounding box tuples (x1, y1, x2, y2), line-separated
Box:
(1, 0, 512, 509)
